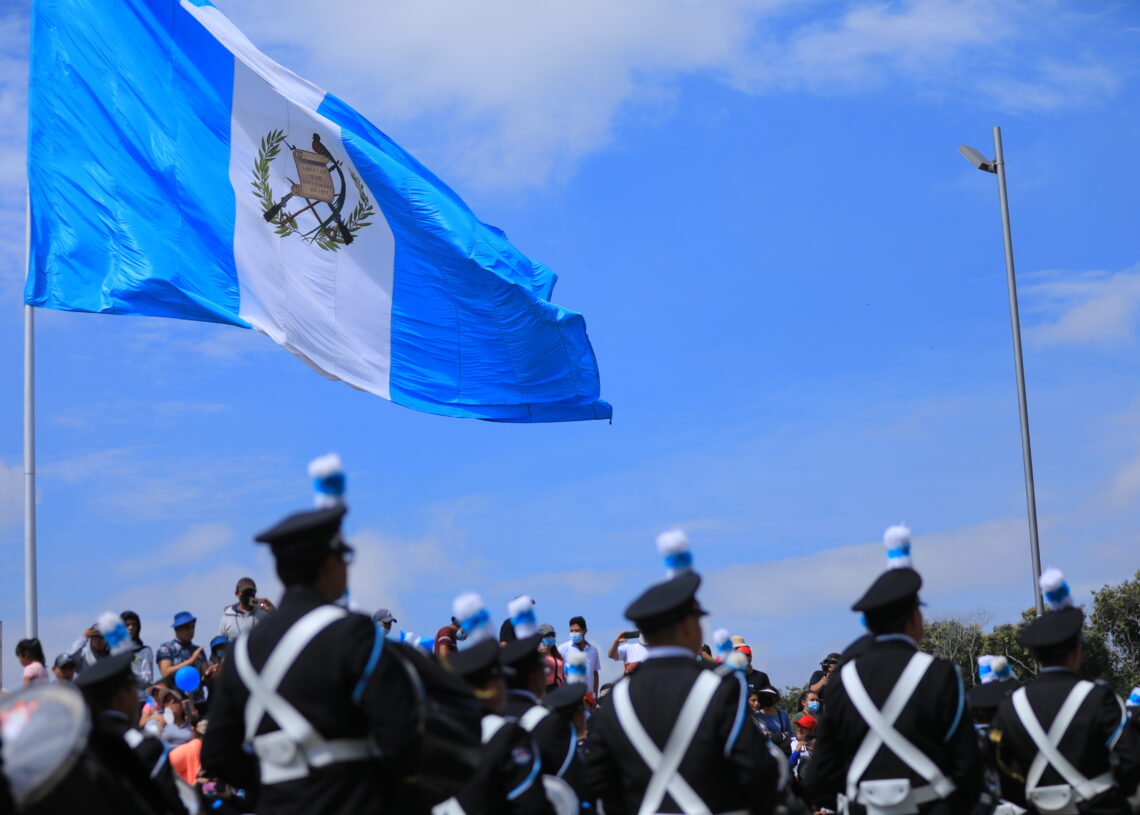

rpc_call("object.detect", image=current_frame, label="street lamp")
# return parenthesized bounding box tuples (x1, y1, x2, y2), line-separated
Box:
(959, 126, 1045, 616)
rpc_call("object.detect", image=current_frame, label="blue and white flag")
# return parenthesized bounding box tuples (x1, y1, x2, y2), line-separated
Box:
(26, 0, 611, 423)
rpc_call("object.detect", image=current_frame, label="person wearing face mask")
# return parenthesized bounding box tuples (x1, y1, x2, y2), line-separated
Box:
(559, 616, 601, 696)
(800, 689, 823, 717)
(436, 615, 466, 658)
(538, 624, 565, 691)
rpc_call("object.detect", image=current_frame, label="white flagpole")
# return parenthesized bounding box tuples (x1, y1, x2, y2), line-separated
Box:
(24, 193, 38, 639)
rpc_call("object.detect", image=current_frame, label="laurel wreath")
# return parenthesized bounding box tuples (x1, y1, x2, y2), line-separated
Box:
(251, 128, 375, 251)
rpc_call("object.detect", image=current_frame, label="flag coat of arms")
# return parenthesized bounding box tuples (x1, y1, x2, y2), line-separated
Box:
(26, 0, 611, 423)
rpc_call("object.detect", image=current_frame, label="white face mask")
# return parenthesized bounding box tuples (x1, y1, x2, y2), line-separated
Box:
(163, 708, 176, 725)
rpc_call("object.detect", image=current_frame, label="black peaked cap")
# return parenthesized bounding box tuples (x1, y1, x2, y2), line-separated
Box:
(967, 677, 1020, 712)
(449, 639, 501, 682)
(255, 505, 347, 554)
(1018, 605, 1084, 649)
(851, 567, 922, 612)
(624, 571, 706, 629)
(544, 681, 588, 714)
(74, 652, 135, 695)
(500, 633, 544, 672)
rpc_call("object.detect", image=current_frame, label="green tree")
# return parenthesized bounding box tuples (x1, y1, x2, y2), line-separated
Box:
(979, 606, 1116, 688)
(920, 613, 987, 686)
(1089, 569, 1140, 695)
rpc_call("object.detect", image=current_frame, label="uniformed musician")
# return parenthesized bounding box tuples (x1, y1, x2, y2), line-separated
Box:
(201, 504, 420, 814)
(803, 525, 982, 815)
(989, 569, 1140, 815)
(75, 650, 192, 815)
(585, 530, 781, 815)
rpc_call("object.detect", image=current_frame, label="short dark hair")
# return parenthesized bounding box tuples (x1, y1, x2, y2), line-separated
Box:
(863, 598, 918, 636)
(236, 576, 256, 591)
(568, 616, 587, 631)
(15, 638, 45, 665)
(275, 549, 330, 587)
(1032, 638, 1079, 667)
(120, 610, 140, 625)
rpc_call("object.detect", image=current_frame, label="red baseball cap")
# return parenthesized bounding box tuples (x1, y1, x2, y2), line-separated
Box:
(796, 714, 817, 729)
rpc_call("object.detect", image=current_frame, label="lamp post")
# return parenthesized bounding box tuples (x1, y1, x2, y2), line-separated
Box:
(958, 126, 1045, 617)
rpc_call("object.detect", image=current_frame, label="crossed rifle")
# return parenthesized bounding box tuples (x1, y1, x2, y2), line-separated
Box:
(262, 135, 354, 246)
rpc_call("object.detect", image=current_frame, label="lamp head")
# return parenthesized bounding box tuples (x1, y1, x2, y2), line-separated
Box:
(958, 144, 996, 174)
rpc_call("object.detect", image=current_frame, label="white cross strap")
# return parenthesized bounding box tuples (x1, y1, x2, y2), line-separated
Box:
(233, 605, 375, 783)
(613, 670, 723, 815)
(1011, 683, 1116, 802)
(520, 706, 551, 732)
(235, 605, 347, 743)
(842, 652, 956, 802)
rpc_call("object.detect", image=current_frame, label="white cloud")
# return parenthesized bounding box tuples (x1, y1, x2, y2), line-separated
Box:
(121, 523, 236, 574)
(1024, 265, 1140, 346)
(215, 0, 1125, 189)
(1110, 452, 1140, 504)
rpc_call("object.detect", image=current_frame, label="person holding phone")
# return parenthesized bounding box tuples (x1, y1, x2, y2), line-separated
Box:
(217, 576, 275, 640)
(608, 628, 649, 673)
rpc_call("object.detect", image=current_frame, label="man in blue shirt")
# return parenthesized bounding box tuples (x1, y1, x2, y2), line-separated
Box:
(157, 611, 216, 708)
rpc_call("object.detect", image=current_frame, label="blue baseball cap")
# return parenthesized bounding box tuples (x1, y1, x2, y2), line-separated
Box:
(209, 635, 229, 650)
(171, 611, 197, 628)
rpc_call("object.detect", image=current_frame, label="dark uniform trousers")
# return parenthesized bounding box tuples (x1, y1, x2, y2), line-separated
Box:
(201, 585, 420, 815)
(990, 669, 1140, 815)
(802, 637, 982, 815)
(585, 656, 780, 815)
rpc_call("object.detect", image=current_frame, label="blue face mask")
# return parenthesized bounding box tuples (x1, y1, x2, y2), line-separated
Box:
(807, 701, 820, 714)
(542, 637, 556, 648)
(455, 628, 468, 641)
(569, 632, 584, 644)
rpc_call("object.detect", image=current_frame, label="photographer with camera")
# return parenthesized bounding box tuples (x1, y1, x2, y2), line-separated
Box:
(217, 576, 275, 640)
(807, 651, 840, 694)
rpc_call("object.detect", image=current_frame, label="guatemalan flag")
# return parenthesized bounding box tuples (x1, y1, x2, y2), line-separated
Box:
(26, 0, 611, 422)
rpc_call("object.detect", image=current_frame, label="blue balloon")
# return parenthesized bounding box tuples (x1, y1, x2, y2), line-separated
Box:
(174, 665, 200, 693)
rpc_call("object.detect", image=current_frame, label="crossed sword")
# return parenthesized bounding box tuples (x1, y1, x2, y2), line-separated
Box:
(262, 134, 354, 246)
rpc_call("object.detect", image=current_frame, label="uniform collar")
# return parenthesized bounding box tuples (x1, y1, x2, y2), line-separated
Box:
(508, 688, 539, 704)
(643, 646, 697, 661)
(1039, 666, 1077, 676)
(874, 633, 918, 649)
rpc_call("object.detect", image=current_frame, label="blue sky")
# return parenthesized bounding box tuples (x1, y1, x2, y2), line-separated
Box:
(2, 0, 1140, 691)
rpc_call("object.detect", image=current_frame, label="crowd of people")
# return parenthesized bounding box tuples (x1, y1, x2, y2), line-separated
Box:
(2, 460, 1139, 815)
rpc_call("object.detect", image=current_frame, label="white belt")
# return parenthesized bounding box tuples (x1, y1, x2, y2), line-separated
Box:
(853, 779, 944, 815)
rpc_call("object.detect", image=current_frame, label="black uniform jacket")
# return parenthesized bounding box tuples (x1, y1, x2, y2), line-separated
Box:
(90, 710, 190, 815)
(456, 714, 554, 815)
(585, 654, 779, 815)
(802, 636, 982, 815)
(201, 585, 419, 815)
(529, 709, 587, 804)
(990, 669, 1140, 815)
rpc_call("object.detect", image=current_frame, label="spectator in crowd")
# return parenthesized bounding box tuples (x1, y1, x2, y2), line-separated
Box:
(144, 687, 195, 750)
(789, 713, 817, 779)
(560, 615, 601, 694)
(608, 628, 648, 673)
(209, 636, 229, 667)
(217, 577, 274, 640)
(799, 689, 822, 716)
(15, 638, 48, 685)
(538, 623, 565, 690)
(372, 608, 397, 633)
(734, 642, 773, 694)
(807, 651, 839, 693)
(157, 611, 216, 708)
(52, 652, 78, 682)
(169, 720, 207, 785)
(120, 610, 155, 701)
(751, 687, 793, 755)
(67, 623, 111, 672)
(436, 616, 463, 657)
